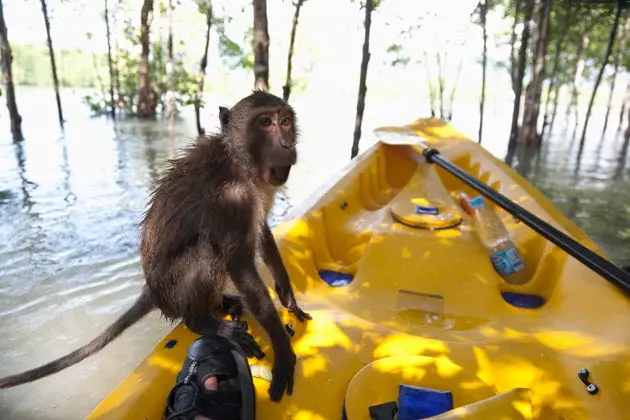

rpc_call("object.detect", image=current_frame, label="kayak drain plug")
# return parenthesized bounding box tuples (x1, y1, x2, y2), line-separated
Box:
(285, 322, 295, 337)
(578, 368, 599, 395)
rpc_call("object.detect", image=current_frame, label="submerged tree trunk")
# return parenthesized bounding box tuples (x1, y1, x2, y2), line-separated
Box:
(39, 0, 64, 126)
(603, 12, 630, 135)
(0, 0, 23, 141)
(253, 0, 270, 91)
(350, 0, 374, 159)
(519, 0, 553, 147)
(579, 3, 622, 147)
(166, 0, 175, 123)
(137, 0, 156, 118)
(507, 0, 535, 152)
(195, 0, 212, 135)
(509, 0, 522, 93)
(479, 0, 489, 143)
(543, 0, 572, 137)
(424, 51, 437, 117)
(104, 0, 115, 118)
(283, 0, 305, 101)
(619, 81, 630, 131)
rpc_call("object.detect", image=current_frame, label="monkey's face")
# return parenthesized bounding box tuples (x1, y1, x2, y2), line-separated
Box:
(254, 109, 297, 187)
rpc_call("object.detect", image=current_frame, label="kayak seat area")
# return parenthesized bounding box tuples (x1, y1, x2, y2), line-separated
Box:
(272, 125, 583, 340)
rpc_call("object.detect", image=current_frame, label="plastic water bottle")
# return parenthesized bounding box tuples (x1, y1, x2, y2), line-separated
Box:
(468, 195, 528, 285)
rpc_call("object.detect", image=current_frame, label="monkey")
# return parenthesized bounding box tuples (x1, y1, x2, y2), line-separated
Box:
(0, 91, 311, 403)
(219, 105, 230, 133)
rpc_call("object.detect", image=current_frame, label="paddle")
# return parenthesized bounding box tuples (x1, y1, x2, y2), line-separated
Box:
(374, 127, 630, 295)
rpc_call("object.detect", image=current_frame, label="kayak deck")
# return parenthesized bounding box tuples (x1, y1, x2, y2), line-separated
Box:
(87, 118, 630, 419)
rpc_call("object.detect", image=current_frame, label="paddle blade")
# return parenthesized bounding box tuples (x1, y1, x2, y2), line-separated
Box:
(373, 126, 429, 147)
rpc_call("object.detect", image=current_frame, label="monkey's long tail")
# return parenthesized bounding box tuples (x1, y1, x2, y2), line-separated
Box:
(0, 287, 154, 389)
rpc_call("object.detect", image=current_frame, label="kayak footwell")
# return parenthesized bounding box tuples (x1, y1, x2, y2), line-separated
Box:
(87, 118, 630, 419)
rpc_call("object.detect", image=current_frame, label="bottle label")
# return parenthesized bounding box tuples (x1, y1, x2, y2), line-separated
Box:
(490, 246, 525, 276)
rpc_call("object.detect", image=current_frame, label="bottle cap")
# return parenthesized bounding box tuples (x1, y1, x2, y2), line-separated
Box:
(469, 196, 485, 209)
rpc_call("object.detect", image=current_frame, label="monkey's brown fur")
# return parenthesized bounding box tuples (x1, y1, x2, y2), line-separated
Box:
(0, 91, 310, 403)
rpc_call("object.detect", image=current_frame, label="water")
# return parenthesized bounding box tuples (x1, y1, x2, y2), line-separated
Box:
(0, 87, 629, 419)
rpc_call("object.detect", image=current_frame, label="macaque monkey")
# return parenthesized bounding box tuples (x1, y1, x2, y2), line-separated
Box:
(0, 91, 311, 402)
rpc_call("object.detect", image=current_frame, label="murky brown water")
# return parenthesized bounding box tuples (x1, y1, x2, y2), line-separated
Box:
(1, 87, 629, 419)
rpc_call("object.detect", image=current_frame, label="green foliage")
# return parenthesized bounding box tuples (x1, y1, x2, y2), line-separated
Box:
(386, 44, 410, 67)
(83, 4, 200, 117)
(214, 16, 254, 70)
(12, 44, 102, 88)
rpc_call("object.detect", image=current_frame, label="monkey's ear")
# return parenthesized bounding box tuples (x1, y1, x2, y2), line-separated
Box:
(219, 106, 230, 132)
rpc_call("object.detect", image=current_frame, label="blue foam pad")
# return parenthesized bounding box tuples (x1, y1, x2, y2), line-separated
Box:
(318, 269, 353, 287)
(397, 384, 454, 420)
(501, 292, 545, 309)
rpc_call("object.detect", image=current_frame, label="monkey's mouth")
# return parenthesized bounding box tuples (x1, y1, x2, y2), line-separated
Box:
(269, 166, 291, 185)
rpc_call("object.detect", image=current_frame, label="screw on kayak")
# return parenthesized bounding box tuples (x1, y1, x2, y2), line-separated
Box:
(578, 368, 599, 395)
(285, 322, 295, 337)
(340, 200, 348, 210)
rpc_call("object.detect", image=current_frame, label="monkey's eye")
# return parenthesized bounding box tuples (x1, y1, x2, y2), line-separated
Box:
(259, 116, 272, 127)
(280, 117, 292, 126)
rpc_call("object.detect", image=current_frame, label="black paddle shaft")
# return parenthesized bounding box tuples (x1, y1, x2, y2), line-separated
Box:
(422, 147, 630, 295)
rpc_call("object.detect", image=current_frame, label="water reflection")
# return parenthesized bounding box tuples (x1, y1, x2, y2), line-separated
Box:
(0, 88, 629, 418)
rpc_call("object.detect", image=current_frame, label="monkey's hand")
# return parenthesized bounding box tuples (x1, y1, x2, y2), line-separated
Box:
(275, 284, 312, 323)
(269, 348, 297, 402)
(217, 320, 266, 360)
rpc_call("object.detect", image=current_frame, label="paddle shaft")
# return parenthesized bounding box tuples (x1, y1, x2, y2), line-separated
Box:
(421, 147, 630, 295)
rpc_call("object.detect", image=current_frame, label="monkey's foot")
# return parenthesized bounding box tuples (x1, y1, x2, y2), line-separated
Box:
(164, 335, 255, 420)
(217, 320, 266, 360)
(184, 317, 265, 360)
(221, 294, 244, 321)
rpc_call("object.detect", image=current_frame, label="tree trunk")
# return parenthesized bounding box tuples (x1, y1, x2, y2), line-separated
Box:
(567, 31, 588, 128)
(424, 51, 437, 117)
(350, 0, 374, 159)
(543, 0, 572, 137)
(253, 0, 270, 91)
(579, 2, 622, 147)
(519, 0, 553, 147)
(603, 12, 630, 135)
(166, 0, 175, 124)
(509, 0, 522, 93)
(39, 0, 63, 126)
(87, 33, 106, 99)
(195, 0, 212, 136)
(282, 0, 305, 102)
(479, 0, 489, 144)
(0, 0, 23, 141)
(113, 31, 124, 110)
(137, 0, 156, 118)
(447, 57, 463, 121)
(104, 0, 115, 118)
(507, 0, 535, 152)
(436, 52, 445, 119)
(618, 81, 630, 132)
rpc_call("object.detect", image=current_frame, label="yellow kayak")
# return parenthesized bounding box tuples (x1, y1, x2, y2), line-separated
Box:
(87, 118, 630, 419)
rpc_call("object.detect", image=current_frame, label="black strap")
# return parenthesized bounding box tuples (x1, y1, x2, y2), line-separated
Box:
(165, 381, 241, 420)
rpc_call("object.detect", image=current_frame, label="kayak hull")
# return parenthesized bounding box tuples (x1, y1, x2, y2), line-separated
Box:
(87, 118, 630, 420)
